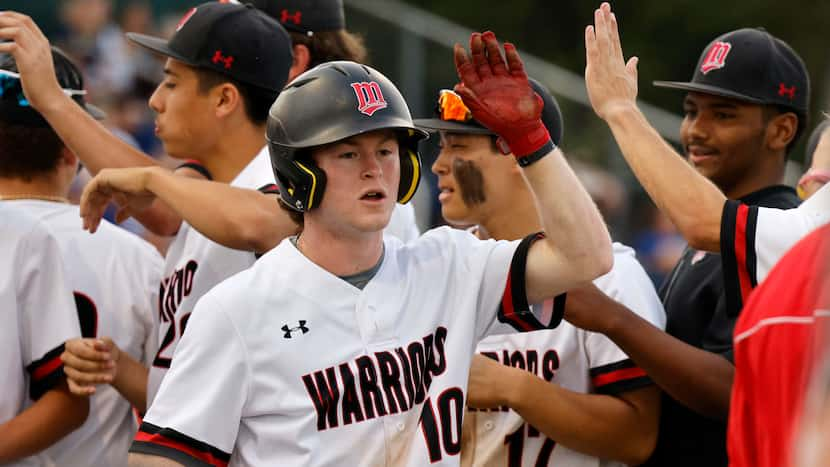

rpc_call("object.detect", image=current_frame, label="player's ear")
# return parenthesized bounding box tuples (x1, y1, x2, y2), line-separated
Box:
(214, 82, 243, 119)
(765, 111, 798, 152)
(288, 44, 311, 82)
(59, 146, 78, 169)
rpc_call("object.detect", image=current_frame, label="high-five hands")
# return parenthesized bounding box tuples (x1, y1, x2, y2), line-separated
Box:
(453, 31, 552, 159)
(584, 2, 639, 121)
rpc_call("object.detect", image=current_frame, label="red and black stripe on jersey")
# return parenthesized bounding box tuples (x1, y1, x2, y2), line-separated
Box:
(26, 344, 66, 400)
(257, 183, 280, 195)
(131, 422, 231, 467)
(498, 232, 566, 332)
(589, 359, 651, 395)
(721, 201, 760, 314)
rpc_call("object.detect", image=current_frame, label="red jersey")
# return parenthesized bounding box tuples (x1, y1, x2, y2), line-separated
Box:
(728, 223, 830, 467)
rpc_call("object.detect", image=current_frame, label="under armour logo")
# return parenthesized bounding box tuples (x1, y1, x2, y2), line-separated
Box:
(212, 50, 234, 70)
(778, 83, 796, 100)
(700, 41, 732, 75)
(282, 320, 309, 338)
(351, 81, 388, 116)
(281, 9, 302, 25)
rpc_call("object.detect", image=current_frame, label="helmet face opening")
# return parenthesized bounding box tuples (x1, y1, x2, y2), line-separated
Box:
(267, 61, 427, 212)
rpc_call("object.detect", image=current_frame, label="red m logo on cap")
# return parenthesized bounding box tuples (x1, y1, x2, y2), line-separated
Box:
(212, 50, 234, 70)
(700, 41, 732, 75)
(351, 82, 387, 116)
(281, 10, 302, 25)
(778, 83, 796, 100)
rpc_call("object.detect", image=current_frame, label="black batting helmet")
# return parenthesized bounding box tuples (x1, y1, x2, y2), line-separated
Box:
(267, 61, 428, 212)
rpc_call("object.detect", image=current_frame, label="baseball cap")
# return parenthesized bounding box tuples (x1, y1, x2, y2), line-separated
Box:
(127, 2, 292, 92)
(654, 28, 810, 116)
(231, 0, 345, 35)
(0, 47, 105, 128)
(414, 78, 564, 147)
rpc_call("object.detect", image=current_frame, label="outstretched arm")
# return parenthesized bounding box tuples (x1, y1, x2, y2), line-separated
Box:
(0, 11, 184, 235)
(563, 283, 734, 419)
(454, 32, 612, 301)
(0, 380, 89, 463)
(81, 166, 298, 253)
(584, 3, 725, 251)
(467, 355, 660, 464)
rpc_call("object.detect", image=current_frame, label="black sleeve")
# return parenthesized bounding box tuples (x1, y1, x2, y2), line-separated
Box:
(497, 232, 566, 332)
(701, 294, 738, 363)
(720, 200, 760, 316)
(25, 344, 67, 400)
(131, 422, 231, 467)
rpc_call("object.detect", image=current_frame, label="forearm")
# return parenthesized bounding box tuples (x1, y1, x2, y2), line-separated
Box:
(145, 167, 298, 253)
(38, 96, 160, 174)
(605, 105, 725, 251)
(112, 353, 150, 413)
(603, 300, 733, 419)
(508, 372, 657, 464)
(523, 149, 613, 287)
(129, 453, 184, 467)
(0, 380, 88, 463)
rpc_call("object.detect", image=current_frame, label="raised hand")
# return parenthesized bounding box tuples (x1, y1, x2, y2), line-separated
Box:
(0, 12, 68, 112)
(80, 167, 158, 233)
(453, 31, 550, 158)
(60, 338, 120, 396)
(584, 2, 639, 121)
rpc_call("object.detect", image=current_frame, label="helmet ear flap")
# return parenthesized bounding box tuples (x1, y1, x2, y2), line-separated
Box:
(271, 147, 328, 212)
(292, 159, 328, 211)
(397, 146, 421, 204)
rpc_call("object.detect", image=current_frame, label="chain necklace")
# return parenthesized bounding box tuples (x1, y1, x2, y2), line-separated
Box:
(0, 194, 71, 203)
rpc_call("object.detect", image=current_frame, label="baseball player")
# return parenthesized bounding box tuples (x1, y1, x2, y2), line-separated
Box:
(574, 3, 829, 465)
(0, 48, 163, 467)
(417, 81, 665, 466)
(0, 204, 87, 466)
(77, 0, 418, 256)
(0, 2, 297, 408)
(128, 32, 612, 466)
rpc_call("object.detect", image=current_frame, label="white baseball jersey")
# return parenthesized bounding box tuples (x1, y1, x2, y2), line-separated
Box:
(0, 204, 80, 467)
(133, 227, 559, 466)
(148, 147, 422, 402)
(462, 243, 666, 467)
(6, 200, 162, 467)
(721, 181, 830, 312)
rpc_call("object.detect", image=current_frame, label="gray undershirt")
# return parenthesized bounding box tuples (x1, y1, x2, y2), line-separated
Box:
(290, 235, 384, 290)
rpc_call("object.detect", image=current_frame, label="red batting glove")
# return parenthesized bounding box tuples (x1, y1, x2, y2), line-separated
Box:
(453, 31, 552, 159)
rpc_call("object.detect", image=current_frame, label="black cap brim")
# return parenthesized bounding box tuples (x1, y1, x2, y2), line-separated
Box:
(126, 33, 195, 66)
(653, 80, 765, 104)
(413, 118, 494, 135)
